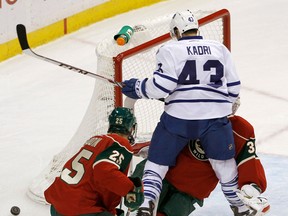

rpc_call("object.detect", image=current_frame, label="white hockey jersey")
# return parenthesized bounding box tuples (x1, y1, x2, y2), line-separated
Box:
(139, 36, 241, 120)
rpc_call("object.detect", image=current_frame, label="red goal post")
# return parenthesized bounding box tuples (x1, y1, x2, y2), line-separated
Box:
(27, 9, 231, 204)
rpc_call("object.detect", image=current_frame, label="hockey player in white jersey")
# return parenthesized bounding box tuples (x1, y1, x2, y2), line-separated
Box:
(122, 10, 244, 215)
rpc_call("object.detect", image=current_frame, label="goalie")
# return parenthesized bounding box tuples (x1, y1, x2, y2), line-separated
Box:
(132, 114, 270, 216)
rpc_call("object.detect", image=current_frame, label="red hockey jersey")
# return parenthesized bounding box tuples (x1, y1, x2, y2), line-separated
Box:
(164, 115, 267, 199)
(44, 133, 134, 215)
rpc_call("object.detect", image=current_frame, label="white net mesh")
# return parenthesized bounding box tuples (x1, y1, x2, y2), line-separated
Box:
(27, 10, 229, 204)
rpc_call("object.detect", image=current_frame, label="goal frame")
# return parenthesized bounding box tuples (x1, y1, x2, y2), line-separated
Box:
(113, 8, 231, 107)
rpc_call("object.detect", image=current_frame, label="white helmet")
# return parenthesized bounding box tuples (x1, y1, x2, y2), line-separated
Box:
(170, 10, 199, 39)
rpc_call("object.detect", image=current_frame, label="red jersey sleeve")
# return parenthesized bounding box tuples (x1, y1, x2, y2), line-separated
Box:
(93, 162, 134, 196)
(230, 115, 267, 192)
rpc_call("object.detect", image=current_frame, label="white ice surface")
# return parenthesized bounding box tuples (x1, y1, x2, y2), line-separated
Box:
(1, 0, 288, 215)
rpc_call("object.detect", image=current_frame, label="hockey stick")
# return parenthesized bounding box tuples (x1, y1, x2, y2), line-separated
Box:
(16, 24, 123, 88)
(126, 209, 131, 216)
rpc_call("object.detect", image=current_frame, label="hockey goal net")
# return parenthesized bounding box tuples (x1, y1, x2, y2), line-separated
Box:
(27, 9, 231, 204)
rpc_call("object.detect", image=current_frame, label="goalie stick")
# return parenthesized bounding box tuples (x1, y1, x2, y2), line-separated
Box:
(16, 24, 123, 88)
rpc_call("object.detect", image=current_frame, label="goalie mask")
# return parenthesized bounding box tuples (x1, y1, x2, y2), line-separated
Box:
(108, 107, 137, 144)
(170, 9, 199, 39)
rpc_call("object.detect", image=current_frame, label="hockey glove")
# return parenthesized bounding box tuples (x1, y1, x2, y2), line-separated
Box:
(236, 184, 270, 215)
(124, 177, 144, 211)
(122, 78, 148, 99)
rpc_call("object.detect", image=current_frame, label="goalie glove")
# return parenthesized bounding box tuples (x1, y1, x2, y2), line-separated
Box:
(236, 184, 270, 216)
(124, 177, 144, 211)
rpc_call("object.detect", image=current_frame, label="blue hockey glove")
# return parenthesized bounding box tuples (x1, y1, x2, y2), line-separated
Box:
(122, 78, 142, 99)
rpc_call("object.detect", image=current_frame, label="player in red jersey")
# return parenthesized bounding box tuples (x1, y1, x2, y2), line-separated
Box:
(45, 107, 144, 216)
(132, 115, 270, 216)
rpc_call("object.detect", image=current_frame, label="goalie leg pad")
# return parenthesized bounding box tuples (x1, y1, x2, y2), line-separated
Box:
(158, 181, 203, 216)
